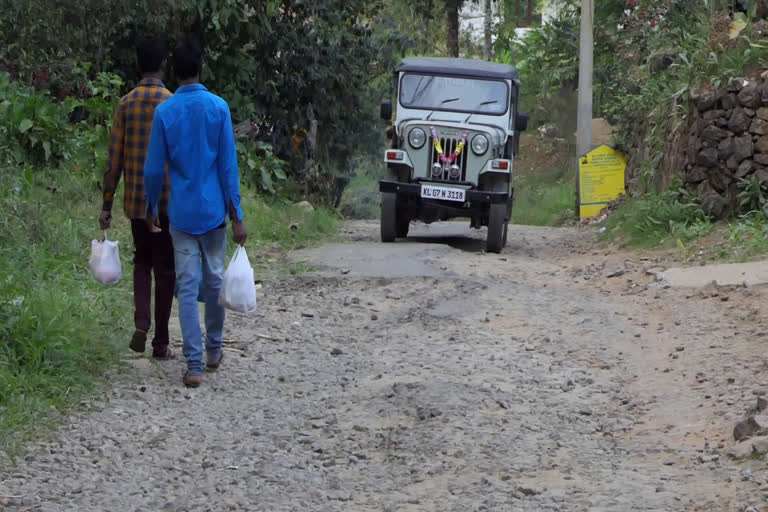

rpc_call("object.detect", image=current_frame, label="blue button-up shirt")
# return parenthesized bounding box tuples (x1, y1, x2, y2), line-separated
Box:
(144, 83, 243, 235)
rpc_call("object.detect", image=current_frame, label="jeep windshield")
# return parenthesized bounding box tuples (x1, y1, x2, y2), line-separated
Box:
(399, 73, 509, 115)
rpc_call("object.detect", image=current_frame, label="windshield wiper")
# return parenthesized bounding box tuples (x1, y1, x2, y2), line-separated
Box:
(426, 97, 460, 121)
(464, 100, 499, 124)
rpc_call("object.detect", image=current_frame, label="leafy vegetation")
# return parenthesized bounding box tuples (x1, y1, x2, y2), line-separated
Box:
(600, 184, 712, 247)
(0, 0, 403, 205)
(0, 71, 340, 452)
(497, 7, 580, 129)
(0, 162, 132, 453)
(505, 1, 768, 246)
(593, 2, 768, 196)
(723, 212, 768, 260)
(596, 2, 768, 244)
(737, 175, 768, 215)
(510, 175, 576, 226)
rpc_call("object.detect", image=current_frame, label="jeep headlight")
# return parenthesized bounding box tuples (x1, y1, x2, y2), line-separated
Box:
(408, 128, 427, 149)
(471, 134, 489, 155)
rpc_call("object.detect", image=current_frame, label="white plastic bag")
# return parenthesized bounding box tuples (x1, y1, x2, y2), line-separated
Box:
(219, 246, 257, 314)
(89, 231, 121, 284)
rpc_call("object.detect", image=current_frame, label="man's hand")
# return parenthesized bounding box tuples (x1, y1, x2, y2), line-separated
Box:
(99, 210, 112, 230)
(232, 220, 248, 246)
(144, 215, 162, 234)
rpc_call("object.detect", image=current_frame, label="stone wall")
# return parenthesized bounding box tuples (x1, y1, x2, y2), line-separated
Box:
(685, 75, 768, 218)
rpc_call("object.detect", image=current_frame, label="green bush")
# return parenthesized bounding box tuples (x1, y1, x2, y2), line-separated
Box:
(737, 175, 768, 215)
(0, 70, 122, 181)
(600, 185, 712, 246)
(496, 9, 579, 131)
(503, 2, 768, 190)
(237, 141, 288, 196)
(510, 174, 577, 227)
(338, 170, 381, 220)
(0, 0, 402, 206)
(0, 72, 74, 164)
(724, 212, 768, 261)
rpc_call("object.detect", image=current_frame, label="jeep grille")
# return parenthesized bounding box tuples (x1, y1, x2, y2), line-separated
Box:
(429, 136, 468, 182)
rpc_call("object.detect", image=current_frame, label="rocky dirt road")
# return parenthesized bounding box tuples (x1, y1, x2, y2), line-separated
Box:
(3, 221, 768, 511)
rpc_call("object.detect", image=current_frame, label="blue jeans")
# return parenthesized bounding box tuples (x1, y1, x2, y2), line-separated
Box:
(170, 225, 227, 375)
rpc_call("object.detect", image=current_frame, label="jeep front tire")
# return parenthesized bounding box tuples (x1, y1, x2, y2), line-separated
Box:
(486, 203, 507, 253)
(381, 192, 397, 242)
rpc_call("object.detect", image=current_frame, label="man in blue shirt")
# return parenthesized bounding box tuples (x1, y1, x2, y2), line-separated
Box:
(144, 40, 247, 388)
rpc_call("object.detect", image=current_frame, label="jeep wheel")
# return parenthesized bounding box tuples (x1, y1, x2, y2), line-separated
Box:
(396, 210, 410, 238)
(503, 201, 512, 247)
(487, 203, 506, 253)
(381, 192, 397, 242)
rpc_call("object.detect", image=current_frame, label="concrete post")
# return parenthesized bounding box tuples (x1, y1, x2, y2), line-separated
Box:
(576, 0, 594, 157)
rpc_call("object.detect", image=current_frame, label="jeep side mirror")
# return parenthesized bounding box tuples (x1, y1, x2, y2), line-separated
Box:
(380, 99, 392, 121)
(516, 112, 529, 132)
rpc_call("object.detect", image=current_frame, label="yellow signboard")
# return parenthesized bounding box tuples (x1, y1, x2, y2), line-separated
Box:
(578, 145, 626, 219)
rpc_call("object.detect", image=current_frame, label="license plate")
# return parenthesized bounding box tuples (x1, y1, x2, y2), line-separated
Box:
(421, 184, 466, 202)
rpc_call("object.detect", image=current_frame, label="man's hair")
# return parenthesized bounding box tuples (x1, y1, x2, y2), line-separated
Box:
(136, 36, 168, 74)
(173, 40, 203, 80)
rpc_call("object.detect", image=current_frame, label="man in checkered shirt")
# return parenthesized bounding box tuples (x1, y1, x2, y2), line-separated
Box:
(99, 36, 175, 360)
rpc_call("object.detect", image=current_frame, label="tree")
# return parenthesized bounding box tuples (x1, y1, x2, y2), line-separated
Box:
(447, 0, 495, 58)
(484, 0, 493, 60)
(498, 0, 541, 27)
(446, 0, 464, 56)
(382, 0, 504, 59)
(0, 0, 400, 205)
(526, 0, 534, 25)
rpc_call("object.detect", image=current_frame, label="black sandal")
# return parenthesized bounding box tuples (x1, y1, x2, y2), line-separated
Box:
(152, 347, 176, 361)
(129, 330, 147, 353)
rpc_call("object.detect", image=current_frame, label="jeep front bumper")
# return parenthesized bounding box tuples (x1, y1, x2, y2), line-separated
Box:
(379, 180, 509, 204)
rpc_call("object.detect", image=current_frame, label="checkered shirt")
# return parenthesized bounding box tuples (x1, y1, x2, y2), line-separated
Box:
(102, 78, 172, 218)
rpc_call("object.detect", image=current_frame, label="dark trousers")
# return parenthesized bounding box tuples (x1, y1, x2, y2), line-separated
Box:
(130, 215, 175, 353)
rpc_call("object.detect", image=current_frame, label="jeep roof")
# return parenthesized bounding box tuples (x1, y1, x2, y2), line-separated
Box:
(397, 57, 520, 85)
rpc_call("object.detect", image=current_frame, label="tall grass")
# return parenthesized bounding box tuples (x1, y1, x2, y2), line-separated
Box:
(0, 165, 132, 453)
(722, 213, 768, 261)
(599, 185, 712, 247)
(511, 175, 576, 226)
(0, 164, 339, 454)
(241, 194, 341, 280)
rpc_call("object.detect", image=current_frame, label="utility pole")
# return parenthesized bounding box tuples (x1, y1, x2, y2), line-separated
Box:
(576, 0, 594, 157)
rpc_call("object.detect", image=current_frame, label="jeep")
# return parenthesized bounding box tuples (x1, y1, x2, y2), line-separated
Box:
(379, 57, 527, 253)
